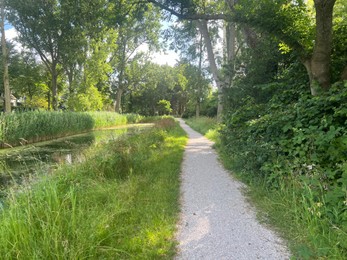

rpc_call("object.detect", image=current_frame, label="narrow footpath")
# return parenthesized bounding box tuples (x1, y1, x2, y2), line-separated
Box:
(175, 119, 290, 260)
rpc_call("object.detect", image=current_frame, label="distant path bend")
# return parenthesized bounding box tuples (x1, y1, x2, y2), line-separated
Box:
(175, 119, 290, 260)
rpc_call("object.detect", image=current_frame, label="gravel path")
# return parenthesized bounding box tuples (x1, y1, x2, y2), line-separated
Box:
(175, 119, 290, 260)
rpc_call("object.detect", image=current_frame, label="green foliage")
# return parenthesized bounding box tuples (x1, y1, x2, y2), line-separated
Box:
(221, 81, 347, 258)
(157, 99, 172, 115)
(0, 118, 187, 258)
(0, 111, 140, 147)
(234, 0, 314, 55)
(66, 86, 104, 111)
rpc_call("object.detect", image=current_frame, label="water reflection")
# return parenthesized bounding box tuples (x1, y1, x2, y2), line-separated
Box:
(0, 127, 136, 189)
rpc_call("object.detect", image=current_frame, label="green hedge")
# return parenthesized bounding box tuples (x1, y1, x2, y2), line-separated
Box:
(0, 111, 142, 147)
(221, 81, 347, 258)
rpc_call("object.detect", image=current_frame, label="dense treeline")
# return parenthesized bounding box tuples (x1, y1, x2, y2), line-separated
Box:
(0, 0, 216, 116)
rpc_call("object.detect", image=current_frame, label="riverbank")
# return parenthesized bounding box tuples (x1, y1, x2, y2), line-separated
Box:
(0, 111, 142, 148)
(0, 118, 187, 258)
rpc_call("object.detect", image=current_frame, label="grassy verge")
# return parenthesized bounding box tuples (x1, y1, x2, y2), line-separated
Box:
(0, 118, 187, 259)
(185, 116, 347, 259)
(184, 116, 219, 142)
(0, 111, 142, 147)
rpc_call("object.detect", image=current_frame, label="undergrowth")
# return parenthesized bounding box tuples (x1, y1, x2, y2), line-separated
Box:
(221, 81, 347, 259)
(0, 117, 187, 259)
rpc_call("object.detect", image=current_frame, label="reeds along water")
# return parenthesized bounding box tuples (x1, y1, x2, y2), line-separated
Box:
(0, 111, 141, 148)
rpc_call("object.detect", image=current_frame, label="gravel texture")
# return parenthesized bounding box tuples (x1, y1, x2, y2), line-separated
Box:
(175, 119, 290, 260)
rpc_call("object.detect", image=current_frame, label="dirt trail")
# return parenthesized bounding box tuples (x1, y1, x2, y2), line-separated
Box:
(175, 119, 290, 260)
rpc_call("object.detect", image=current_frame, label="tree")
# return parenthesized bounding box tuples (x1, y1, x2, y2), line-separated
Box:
(147, 0, 236, 119)
(6, 0, 110, 110)
(10, 51, 49, 109)
(178, 61, 210, 117)
(110, 1, 161, 113)
(66, 31, 116, 111)
(233, 0, 343, 95)
(148, 0, 345, 99)
(0, 0, 10, 112)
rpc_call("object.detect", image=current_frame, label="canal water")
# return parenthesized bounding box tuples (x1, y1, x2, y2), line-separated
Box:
(0, 125, 147, 192)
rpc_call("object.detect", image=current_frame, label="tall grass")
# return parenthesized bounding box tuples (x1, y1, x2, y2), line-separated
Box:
(184, 116, 219, 141)
(0, 111, 142, 147)
(0, 118, 187, 258)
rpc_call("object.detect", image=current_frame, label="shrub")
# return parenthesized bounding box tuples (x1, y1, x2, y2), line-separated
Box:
(220, 81, 347, 257)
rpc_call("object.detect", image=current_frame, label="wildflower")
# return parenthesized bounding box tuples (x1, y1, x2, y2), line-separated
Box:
(316, 202, 323, 208)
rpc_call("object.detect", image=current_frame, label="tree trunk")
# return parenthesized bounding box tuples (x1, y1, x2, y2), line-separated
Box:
(341, 66, 347, 81)
(67, 67, 74, 94)
(47, 91, 51, 110)
(114, 87, 123, 113)
(225, 22, 236, 64)
(305, 0, 336, 95)
(1, 2, 11, 113)
(197, 20, 223, 119)
(196, 100, 200, 117)
(51, 64, 58, 110)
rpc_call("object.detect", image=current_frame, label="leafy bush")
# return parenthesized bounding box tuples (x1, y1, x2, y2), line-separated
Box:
(221, 81, 347, 257)
(157, 100, 172, 115)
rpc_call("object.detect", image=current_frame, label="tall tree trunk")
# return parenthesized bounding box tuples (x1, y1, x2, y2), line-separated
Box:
(114, 87, 123, 113)
(1, 2, 10, 113)
(67, 67, 74, 94)
(196, 101, 200, 117)
(47, 91, 51, 110)
(225, 22, 236, 64)
(305, 0, 336, 95)
(196, 32, 203, 118)
(197, 20, 223, 119)
(51, 64, 58, 110)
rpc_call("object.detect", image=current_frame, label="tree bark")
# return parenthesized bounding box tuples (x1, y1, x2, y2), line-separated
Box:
(114, 87, 123, 113)
(197, 20, 223, 119)
(341, 66, 347, 81)
(196, 101, 200, 117)
(196, 32, 203, 118)
(1, 2, 11, 113)
(305, 0, 336, 95)
(51, 64, 58, 110)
